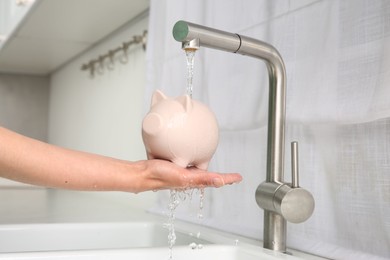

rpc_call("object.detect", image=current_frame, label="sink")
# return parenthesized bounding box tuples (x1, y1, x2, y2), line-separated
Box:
(0, 245, 296, 260)
(0, 222, 207, 253)
(0, 188, 323, 260)
(0, 221, 304, 259)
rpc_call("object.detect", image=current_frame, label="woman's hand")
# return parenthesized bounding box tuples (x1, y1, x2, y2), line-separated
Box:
(132, 159, 242, 193)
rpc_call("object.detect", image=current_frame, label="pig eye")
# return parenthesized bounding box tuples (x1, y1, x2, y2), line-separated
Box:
(142, 113, 164, 136)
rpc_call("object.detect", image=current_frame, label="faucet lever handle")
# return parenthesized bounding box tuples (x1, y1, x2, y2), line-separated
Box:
(257, 140, 315, 224)
(291, 141, 299, 188)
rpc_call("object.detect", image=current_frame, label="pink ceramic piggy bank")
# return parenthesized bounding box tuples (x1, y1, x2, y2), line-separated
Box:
(142, 90, 219, 170)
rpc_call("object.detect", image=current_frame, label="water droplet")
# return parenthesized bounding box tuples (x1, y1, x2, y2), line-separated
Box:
(197, 244, 203, 249)
(189, 242, 197, 250)
(234, 239, 239, 246)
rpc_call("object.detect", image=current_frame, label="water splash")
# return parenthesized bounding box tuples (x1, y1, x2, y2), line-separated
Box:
(185, 49, 196, 98)
(165, 188, 206, 259)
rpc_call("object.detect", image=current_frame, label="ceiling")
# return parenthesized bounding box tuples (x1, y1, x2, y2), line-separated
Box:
(0, 0, 149, 75)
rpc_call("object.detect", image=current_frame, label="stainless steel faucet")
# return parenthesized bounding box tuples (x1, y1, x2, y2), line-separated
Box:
(172, 20, 315, 253)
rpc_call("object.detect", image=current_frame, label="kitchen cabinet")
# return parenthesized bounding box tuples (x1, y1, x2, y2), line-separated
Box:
(0, 0, 149, 75)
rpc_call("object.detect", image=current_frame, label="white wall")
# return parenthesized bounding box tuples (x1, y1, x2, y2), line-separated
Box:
(0, 73, 49, 140)
(0, 73, 49, 186)
(48, 13, 156, 209)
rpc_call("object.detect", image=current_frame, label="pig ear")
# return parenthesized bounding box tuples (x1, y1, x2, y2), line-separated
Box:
(151, 90, 167, 106)
(177, 95, 193, 112)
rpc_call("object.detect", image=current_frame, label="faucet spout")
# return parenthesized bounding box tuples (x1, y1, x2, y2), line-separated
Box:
(172, 20, 313, 253)
(173, 20, 286, 183)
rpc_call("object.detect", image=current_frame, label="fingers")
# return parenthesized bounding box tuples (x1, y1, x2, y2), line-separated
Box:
(181, 168, 242, 189)
(207, 173, 243, 188)
(141, 159, 242, 192)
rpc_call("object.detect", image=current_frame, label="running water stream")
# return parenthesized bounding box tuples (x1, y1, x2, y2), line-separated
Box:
(185, 49, 196, 97)
(165, 49, 206, 259)
(166, 190, 179, 260)
(166, 189, 205, 260)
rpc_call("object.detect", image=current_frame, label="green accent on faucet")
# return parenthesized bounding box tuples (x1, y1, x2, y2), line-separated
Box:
(173, 21, 189, 41)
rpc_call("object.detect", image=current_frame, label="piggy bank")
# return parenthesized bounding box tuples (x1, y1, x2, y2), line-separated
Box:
(142, 90, 219, 170)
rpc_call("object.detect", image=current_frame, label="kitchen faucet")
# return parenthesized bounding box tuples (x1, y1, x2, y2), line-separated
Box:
(172, 20, 315, 253)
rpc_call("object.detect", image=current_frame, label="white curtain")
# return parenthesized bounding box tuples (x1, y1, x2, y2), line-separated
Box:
(145, 1, 390, 259)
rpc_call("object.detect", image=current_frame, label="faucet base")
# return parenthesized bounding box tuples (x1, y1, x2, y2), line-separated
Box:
(263, 211, 287, 252)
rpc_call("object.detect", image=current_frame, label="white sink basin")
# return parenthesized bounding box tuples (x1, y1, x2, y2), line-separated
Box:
(0, 245, 295, 260)
(0, 222, 207, 253)
(0, 189, 323, 260)
(0, 221, 303, 260)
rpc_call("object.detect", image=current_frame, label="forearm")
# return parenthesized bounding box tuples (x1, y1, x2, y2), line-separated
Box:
(0, 127, 141, 192)
(0, 127, 242, 193)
